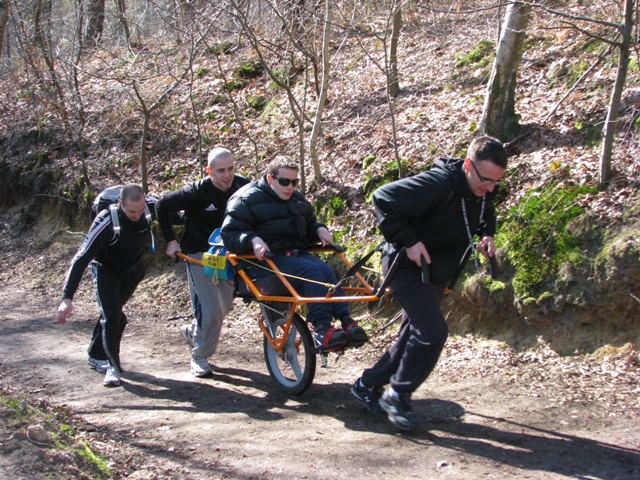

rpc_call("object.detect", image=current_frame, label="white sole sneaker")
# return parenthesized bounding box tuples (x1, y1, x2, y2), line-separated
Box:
(181, 324, 195, 348)
(88, 357, 108, 373)
(190, 356, 212, 377)
(103, 364, 121, 387)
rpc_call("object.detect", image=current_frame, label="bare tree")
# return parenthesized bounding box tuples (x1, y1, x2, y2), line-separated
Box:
(224, 0, 325, 191)
(524, 0, 638, 188)
(388, 0, 402, 98)
(12, 0, 92, 186)
(85, 0, 106, 49)
(480, 1, 531, 141)
(0, 0, 10, 58)
(599, 0, 634, 190)
(308, 0, 332, 185)
(343, 0, 407, 178)
(114, 0, 131, 47)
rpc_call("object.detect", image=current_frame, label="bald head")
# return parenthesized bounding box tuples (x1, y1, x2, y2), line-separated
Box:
(206, 147, 236, 192)
(208, 147, 233, 169)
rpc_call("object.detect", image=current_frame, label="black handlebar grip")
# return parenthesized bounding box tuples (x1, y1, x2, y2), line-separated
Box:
(264, 251, 274, 259)
(489, 255, 498, 280)
(421, 257, 429, 284)
(330, 243, 345, 253)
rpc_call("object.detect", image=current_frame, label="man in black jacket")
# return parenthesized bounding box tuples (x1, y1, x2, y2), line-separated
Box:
(351, 136, 508, 430)
(221, 156, 368, 351)
(57, 184, 153, 387)
(155, 147, 250, 377)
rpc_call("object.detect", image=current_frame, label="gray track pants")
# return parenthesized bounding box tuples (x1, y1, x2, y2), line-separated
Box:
(185, 253, 235, 359)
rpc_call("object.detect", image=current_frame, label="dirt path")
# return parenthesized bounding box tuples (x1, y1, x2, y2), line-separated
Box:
(1, 268, 639, 480)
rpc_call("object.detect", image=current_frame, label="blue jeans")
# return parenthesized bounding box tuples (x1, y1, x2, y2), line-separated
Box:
(253, 252, 350, 330)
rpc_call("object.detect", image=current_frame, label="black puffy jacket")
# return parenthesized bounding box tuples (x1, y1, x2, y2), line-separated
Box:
(221, 176, 326, 254)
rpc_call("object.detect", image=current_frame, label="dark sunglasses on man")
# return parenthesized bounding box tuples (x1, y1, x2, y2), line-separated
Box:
(272, 175, 300, 187)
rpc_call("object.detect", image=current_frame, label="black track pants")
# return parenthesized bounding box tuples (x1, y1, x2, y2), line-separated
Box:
(362, 260, 449, 394)
(88, 264, 145, 372)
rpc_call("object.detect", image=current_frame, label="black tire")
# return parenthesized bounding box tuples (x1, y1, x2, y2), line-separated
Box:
(262, 311, 316, 395)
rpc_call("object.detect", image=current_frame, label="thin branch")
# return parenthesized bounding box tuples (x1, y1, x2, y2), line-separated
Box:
(375, 310, 402, 334)
(543, 45, 612, 123)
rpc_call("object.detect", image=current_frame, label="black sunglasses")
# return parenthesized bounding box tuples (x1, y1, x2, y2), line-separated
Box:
(470, 161, 502, 186)
(272, 175, 300, 187)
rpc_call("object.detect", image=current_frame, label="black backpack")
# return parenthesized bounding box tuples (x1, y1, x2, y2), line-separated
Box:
(91, 185, 157, 249)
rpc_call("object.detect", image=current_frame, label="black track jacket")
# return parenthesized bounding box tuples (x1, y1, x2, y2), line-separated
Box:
(62, 207, 152, 300)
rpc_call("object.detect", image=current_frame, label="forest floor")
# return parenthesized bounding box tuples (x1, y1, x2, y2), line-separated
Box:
(0, 215, 639, 480)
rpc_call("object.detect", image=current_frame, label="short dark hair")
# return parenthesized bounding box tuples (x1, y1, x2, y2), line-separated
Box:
(266, 156, 299, 177)
(120, 184, 144, 204)
(468, 136, 507, 168)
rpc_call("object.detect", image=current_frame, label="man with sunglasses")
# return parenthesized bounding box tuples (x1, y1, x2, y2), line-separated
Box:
(351, 136, 507, 430)
(155, 148, 250, 377)
(221, 156, 368, 351)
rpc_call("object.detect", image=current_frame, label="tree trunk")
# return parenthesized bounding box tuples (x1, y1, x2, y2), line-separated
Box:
(0, 0, 10, 58)
(599, 0, 634, 190)
(480, 2, 531, 141)
(115, 0, 131, 47)
(388, 2, 402, 97)
(84, 0, 105, 48)
(309, 0, 331, 185)
(140, 108, 150, 194)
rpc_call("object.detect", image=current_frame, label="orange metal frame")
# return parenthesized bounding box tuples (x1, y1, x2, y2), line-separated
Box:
(178, 248, 387, 355)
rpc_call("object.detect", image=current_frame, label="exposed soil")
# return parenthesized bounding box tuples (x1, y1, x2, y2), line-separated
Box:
(1, 212, 639, 480)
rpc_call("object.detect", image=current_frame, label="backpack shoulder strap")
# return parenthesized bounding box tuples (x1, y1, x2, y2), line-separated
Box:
(109, 203, 120, 244)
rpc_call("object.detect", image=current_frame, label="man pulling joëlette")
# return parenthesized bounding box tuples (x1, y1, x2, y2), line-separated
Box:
(351, 136, 508, 431)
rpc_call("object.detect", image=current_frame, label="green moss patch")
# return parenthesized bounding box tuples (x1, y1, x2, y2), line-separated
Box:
(495, 183, 597, 299)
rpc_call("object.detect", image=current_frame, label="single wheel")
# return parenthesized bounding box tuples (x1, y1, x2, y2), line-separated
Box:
(262, 310, 316, 394)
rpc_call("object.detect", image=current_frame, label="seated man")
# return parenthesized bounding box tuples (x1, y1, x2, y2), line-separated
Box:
(221, 156, 368, 350)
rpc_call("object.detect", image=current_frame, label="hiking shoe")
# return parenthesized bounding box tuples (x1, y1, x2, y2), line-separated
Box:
(350, 378, 385, 415)
(88, 356, 108, 373)
(103, 364, 121, 387)
(380, 389, 418, 431)
(180, 324, 194, 348)
(344, 323, 369, 348)
(191, 356, 212, 377)
(313, 325, 347, 351)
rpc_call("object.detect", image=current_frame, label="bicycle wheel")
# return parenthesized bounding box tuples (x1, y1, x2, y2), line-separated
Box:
(263, 311, 316, 395)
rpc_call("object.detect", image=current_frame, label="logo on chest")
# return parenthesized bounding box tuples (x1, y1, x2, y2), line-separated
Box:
(205, 204, 218, 212)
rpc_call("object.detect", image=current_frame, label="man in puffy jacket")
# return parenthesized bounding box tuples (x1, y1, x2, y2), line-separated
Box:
(351, 136, 508, 431)
(57, 184, 153, 387)
(155, 147, 250, 377)
(221, 156, 368, 351)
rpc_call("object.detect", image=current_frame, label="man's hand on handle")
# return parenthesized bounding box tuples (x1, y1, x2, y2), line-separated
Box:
(165, 240, 182, 260)
(252, 237, 270, 261)
(316, 227, 334, 247)
(476, 236, 496, 259)
(406, 242, 431, 267)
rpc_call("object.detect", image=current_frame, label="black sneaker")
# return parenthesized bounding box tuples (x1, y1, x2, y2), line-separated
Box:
(350, 378, 385, 415)
(379, 388, 418, 431)
(313, 325, 347, 351)
(344, 323, 369, 348)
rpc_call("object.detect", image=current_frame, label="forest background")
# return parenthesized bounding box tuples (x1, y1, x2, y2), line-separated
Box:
(0, 0, 639, 477)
